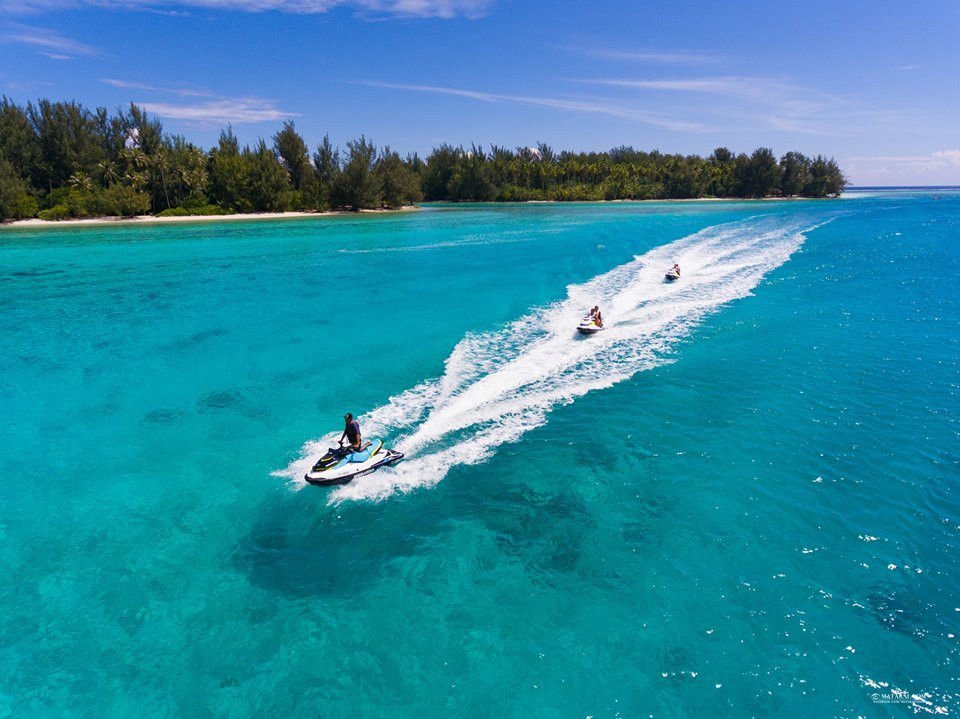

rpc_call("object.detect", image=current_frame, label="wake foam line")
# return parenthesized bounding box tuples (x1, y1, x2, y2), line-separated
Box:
(275, 214, 834, 503)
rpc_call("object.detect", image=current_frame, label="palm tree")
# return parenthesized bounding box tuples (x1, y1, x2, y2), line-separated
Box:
(120, 147, 148, 170)
(68, 171, 93, 192)
(124, 171, 148, 191)
(97, 159, 120, 186)
(188, 166, 208, 196)
(151, 148, 172, 210)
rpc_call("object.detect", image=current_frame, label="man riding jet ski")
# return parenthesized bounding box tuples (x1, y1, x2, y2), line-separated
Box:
(577, 306, 604, 335)
(340, 412, 362, 454)
(304, 413, 404, 486)
(665, 264, 681, 281)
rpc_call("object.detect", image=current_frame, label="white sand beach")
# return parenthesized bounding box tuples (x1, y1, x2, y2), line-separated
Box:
(3, 206, 421, 229)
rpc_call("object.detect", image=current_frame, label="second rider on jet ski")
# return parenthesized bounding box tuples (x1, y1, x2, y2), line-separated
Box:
(590, 306, 603, 327)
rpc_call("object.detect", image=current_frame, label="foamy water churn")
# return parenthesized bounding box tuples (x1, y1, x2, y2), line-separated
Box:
(277, 214, 833, 501)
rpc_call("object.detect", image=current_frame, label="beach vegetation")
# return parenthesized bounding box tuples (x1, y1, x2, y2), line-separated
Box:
(274, 121, 316, 203)
(208, 128, 251, 213)
(0, 159, 38, 219)
(247, 139, 291, 212)
(804, 155, 847, 198)
(779, 151, 812, 196)
(334, 136, 381, 211)
(92, 184, 152, 216)
(37, 204, 70, 221)
(376, 147, 423, 209)
(735, 147, 781, 198)
(0, 97, 848, 222)
(156, 204, 227, 217)
(312, 134, 340, 211)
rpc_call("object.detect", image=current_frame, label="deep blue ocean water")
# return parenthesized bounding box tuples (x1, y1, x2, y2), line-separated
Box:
(1, 192, 957, 717)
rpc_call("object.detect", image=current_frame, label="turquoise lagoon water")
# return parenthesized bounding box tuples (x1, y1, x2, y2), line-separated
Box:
(1, 193, 957, 716)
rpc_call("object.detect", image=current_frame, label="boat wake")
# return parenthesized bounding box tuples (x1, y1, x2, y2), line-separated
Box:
(275, 214, 834, 502)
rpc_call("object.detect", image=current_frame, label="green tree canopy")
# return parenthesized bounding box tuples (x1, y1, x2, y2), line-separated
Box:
(246, 139, 290, 212)
(335, 136, 381, 211)
(376, 147, 422, 209)
(780, 151, 811, 197)
(273, 121, 313, 192)
(0, 95, 848, 221)
(208, 128, 249, 212)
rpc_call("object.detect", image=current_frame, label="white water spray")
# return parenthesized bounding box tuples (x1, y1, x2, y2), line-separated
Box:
(275, 214, 833, 502)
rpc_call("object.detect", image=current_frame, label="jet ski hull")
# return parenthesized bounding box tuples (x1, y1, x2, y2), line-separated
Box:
(664, 271, 680, 281)
(304, 438, 404, 486)
(577, 314, 604, 334)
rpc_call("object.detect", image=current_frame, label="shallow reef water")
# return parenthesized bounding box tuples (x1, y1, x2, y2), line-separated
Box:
(1, 193, 957, 716)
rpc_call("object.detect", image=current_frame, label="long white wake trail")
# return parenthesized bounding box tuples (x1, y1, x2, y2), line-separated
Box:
(276, 214, 831, 502)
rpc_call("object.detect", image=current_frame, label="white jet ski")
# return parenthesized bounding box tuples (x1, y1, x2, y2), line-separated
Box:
(577, 315, 604, 335)
(304, 438, 404, 486)
(664, 268, 681, 281)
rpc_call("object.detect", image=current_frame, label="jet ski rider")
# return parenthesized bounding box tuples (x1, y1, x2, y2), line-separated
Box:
(590, 306, 603, 327)
(339, 413, 362, 455)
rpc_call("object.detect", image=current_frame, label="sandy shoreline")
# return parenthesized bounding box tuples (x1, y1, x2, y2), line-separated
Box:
(2, 206, 420, 229)
(2, 195, 845, 230)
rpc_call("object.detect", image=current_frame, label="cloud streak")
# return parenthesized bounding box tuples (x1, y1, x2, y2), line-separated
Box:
(580, 75, 807, 102)
(97, 78, 295, 124)
(573, 47, 721, 64)
(0, 23, 99, 58)
(138, 97, 298, 125)
(1, 0, 492, 18)
(100, 77, 216, 97)
(574, 75, 898, 135)
(843, 149, 960, 184)
(359, 80, 712, 132)
(100, 77, 300, 128)
(932, 149, 960, 165)
(847, 149, 960, 170)
(100, 78, 159, 91)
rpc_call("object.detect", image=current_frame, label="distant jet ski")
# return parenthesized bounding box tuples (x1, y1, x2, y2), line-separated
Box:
(304, 438, 404, 486)
(664, 267, 681, 281)
(577, 315, 604, 335)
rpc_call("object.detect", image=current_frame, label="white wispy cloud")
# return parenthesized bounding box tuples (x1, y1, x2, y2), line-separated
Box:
(845, 150, 960, 172)
(843, 149, 960, 184)
(932, 149, 960, 165)
(97, 77, 295, 125)
(573, 75, 898, 135)
(573, 47, 720, 64)
(138, 97, 298, 125)
(140, 5, 191, 14)
(896, 64, 923, 71)
(580, 75, 804, 102)
(0, 23, 99, 58)
(100, 78, 159, 91)
(100, 77, 216, 97)
(359, 80, 712, 131)
(1, 0, 492, 18)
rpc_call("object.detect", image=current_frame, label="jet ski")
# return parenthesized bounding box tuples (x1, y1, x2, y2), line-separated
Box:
(304, 438, 404, 486)
(664, 268, 681, 281)
(577, 315, 604, 335)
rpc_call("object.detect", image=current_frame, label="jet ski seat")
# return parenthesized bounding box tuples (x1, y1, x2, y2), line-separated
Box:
(347, 440, 375, 462)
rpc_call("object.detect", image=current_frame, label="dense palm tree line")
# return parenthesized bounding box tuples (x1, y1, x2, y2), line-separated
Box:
(0, 99, 847, 221)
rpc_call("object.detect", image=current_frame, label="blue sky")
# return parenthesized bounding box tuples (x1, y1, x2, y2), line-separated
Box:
(1, 0, 958, 185)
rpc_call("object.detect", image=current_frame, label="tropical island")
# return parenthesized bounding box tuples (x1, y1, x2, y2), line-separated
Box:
(0, 98, 847, 223)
